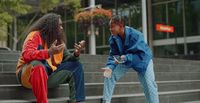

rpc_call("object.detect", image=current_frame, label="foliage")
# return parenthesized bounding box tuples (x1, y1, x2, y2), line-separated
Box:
(39, 0, 81, 13)
(0, 0, 31, 26)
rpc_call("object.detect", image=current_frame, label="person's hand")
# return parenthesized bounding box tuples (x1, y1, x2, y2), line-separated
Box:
(101, 67, 112, 78)
(74, 40, 85, 56)
(113, 55, 126, 64)
(120, 55, 126, 62)
(49, 40, 65, 55)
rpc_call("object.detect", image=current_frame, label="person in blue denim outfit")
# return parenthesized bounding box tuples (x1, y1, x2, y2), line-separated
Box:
(101, 16, 159, 103)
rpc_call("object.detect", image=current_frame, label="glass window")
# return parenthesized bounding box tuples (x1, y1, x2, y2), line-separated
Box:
(64, 21, 75, 49)
(115, 2, 142, 30)
(154, 44, 184, 57)
(129, 4, 142, 30)
(95, 25, 111, 46)
(152, 0, 169, 3)
(61, 0, 143, 54)
(77, 0, 142, 54)
(96, 47, 110, 55)
(152, 4, 167, 40)
(96, 27, 104, 46)
(153, 1, 184, 40)
(168, 1, 183, 38)
(187, 42, 200, 55)
(185, 0, 200, 36)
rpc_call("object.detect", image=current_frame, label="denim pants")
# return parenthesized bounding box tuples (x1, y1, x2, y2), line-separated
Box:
(48, 61, 86, 102)
(103, 60, 159, 103)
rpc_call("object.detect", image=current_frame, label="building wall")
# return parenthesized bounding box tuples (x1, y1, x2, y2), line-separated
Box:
(66, 0, 143, 54)
(152, 0, 200, 57)
(9, 0, 200, 59)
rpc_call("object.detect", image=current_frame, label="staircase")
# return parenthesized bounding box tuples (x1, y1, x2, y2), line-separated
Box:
(0, 50, 200, 103)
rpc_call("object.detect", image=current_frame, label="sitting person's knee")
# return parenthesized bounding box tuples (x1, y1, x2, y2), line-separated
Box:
(66, 61, 83, 68)
(30, 60, 44, 67)
(75, 61, 82, 67)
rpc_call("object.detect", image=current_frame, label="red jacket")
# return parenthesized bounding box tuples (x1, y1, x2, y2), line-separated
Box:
(16, 31, 50, 74)
(16, 31, 79, 75)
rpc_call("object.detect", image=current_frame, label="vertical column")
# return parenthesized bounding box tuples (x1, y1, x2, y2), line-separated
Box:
(147, 0, 154, 52)
(182, 0, 187, 55)
(142, 0, 148, 43)
(89, 0, 96, 55)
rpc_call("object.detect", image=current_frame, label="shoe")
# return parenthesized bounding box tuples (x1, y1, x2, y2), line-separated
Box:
(67, 100, 79, 103)
(100, 98, 110, 103)
(100, 98, 103, 103)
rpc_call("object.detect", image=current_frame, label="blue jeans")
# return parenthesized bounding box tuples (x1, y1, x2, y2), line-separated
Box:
(103, 60, 159, 103)
(47, 61, 85, 102)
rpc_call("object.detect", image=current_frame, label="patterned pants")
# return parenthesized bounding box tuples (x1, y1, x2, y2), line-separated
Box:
(103, 60, 159, 103)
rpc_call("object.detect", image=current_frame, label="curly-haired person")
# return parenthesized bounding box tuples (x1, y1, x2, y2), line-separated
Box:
(16, 13, 85, 103)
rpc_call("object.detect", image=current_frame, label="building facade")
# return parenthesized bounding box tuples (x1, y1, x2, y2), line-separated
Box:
(3, 0, 200, 59)
(152, 0, 200, 58)
(75, 0, 200, 58)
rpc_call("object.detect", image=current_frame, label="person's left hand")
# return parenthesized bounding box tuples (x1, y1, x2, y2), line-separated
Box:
(113, 55, 126, 64)
(74, 40, 85, 56)
(120, 55, 126, 61)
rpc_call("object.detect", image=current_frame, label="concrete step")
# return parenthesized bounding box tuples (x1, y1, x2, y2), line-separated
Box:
(183, 101, 200, 103)
(0, 89, 200, 103)
(0, 53, 108, 63)
(1, 53, 200, 67)
(1, 72, 200, 84)
(1, 61, 200, 73)
(86, 90, 200, 103)
(0, 80, 200, 100)
(0, 50, 20, 53)
(0, 100, 33, 103)
(0, 53, 20, 61)
(88, 72, 200, 83)
(0, 62, 106, 73)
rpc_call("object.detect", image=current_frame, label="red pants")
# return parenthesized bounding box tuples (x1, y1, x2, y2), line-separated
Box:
(29, 64, 48, 103)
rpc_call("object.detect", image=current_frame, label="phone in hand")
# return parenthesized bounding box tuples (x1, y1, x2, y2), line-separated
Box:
(113, 55, 125, 64)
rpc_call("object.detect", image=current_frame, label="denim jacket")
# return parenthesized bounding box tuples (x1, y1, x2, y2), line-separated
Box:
(106, 26, 152, 73)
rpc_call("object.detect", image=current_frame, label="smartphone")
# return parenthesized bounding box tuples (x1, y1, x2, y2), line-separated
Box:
(113, 56, 125, 63)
